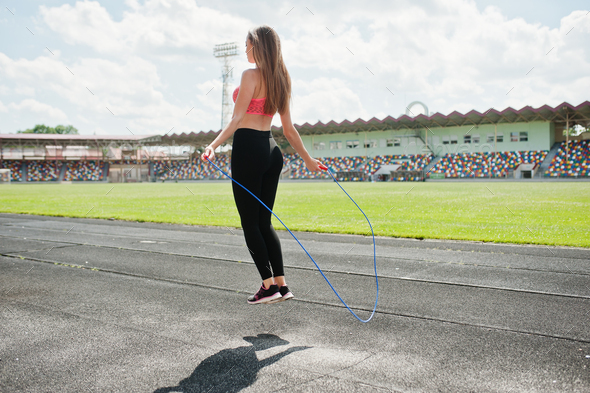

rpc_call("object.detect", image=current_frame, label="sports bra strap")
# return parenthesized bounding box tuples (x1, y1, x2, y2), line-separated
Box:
(233, 86, 274, 118)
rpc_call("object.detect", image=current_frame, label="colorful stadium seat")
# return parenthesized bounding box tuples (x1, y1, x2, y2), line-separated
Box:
(0, 160, 23, 182)
(63, 160, 105, 181)
(546, 140, 590, 177)
(288, 155, 365, 179)
(15, 144, 585, 182)
(428, 151, 547, 178)
(364, 154, 434, 176)
(26, 160, 61, 182)
(153, 155, 232, 180)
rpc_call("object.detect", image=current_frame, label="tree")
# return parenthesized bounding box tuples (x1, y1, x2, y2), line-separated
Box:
(18, 124, 51, 134)
(17, 124, 79, 134)
(563, 125, 588, 137)
(54, 125, 78, 134)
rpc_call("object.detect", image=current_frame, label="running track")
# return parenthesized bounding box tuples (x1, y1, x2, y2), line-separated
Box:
(1, 213, 589, 392)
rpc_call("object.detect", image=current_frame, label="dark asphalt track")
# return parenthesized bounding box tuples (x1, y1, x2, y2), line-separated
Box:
(1, 212, 589, 392)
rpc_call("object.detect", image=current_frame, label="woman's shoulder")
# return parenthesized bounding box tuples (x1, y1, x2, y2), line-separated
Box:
(242, 68, 261, 80)
(240, 68, 263, 97)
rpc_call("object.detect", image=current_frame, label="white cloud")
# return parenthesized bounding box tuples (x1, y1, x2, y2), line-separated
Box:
(0, 52, 212, 134)
(280, 0, 589, 114)
(14, 86, 35, 96)
(192, 78, 225, 128)
(38, 1, 590, 110)
(1, 0, 587, 136)
(289, 77, 370, 125)
(40, 0, 252, 59)
(8, 99, 69, 122)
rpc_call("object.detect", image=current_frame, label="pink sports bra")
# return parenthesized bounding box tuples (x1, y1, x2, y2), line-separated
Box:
(233, 86, 274, 118)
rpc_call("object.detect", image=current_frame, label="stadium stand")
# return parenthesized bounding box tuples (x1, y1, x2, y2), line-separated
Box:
(201, 155, 231, 179)
(287, 156, 328, 179)
(26, 160, 61, 182)
(546, 140, 590, 177)
(6, 145, 588, 182)
(329, 156, 366, 172)
(63, 160, 105, 181)
(153, 155, 232, 180)
(283, 153, 298, 168)
(2, 102, 587, 182)
(389, 173, 423, 182)
(0, 160, 22, 182)
(288, 155, 366, 179)
(153, 159, 200, 180)
(428, 151, 547, 178)
(364, 154, 434, 175)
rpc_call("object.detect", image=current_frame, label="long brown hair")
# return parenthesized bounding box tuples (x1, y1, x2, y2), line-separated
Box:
(247, 25, 291, 116)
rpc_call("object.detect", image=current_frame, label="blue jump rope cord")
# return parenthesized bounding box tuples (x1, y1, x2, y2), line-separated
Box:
(206, 157, 379, 323)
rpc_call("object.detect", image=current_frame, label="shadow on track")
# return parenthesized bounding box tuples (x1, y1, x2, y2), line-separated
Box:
(154, 334, 310, 393)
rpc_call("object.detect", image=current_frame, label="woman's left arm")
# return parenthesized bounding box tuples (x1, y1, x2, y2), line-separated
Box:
(201, 69, 257, 160)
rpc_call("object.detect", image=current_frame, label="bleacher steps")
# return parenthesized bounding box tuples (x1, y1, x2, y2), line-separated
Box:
(423, 156, 442, 175)
(537, 142, 561, 177)
(58, 163, 66, 182)
(102, 162, 109, 182)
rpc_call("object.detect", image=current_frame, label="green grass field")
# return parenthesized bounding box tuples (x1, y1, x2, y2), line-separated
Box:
(1, 181, 589, 247)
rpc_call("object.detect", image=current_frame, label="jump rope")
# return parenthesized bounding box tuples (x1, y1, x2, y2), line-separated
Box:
(205, 156, 379, 323)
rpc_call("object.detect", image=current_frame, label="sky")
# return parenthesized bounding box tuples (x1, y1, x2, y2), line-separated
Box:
(0, 0, 588, 136)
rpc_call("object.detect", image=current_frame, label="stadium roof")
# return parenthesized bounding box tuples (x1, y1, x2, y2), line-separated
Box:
(0, 133, 161, 148)
(2, 101, 587, 149)
(273, 100, 590, 136)
(160, 130, 219, 146)
(164, 100, 590, 145)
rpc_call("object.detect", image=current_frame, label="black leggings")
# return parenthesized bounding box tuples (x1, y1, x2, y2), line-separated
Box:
(231, 128, 284, 281)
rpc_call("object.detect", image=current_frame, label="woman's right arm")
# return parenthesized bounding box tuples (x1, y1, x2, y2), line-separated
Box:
(280, 106, 326, 172)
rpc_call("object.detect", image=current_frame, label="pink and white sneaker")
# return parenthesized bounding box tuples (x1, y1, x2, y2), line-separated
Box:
(247, 284, 281, 304)
(268, 285, 294, 304)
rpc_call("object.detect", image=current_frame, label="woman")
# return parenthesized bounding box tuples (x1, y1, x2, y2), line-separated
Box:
(201, 25, 325, 304)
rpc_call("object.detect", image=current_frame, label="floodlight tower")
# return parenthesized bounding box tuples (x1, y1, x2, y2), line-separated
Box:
(213, 42, 239, 130)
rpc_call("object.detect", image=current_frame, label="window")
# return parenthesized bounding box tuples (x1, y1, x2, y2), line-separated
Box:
(387, 138, 401, 147)
(346, 140, 359, 149)
(464, 135, 471, 144)
(364, 140, 377, 148)
(511, 132, 519, 142)
(519, 131, 528, 142)
(487, 134, 495, 143)
(330, 141, 342, 150)
(442, 136, 450, 145)
(472, 134, 480, 143)
(450, 135, 458, 144)
(496, 134, 504, 143)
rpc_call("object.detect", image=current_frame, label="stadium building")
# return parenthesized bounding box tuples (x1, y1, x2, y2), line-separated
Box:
(1, 101, 589, 183)
(285, 101, 590, 181)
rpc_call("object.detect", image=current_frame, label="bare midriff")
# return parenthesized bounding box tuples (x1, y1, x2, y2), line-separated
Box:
(237, 113, 273, 131)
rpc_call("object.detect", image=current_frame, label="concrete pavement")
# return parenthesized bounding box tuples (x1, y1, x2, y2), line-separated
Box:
(1, 213, 589, 392)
